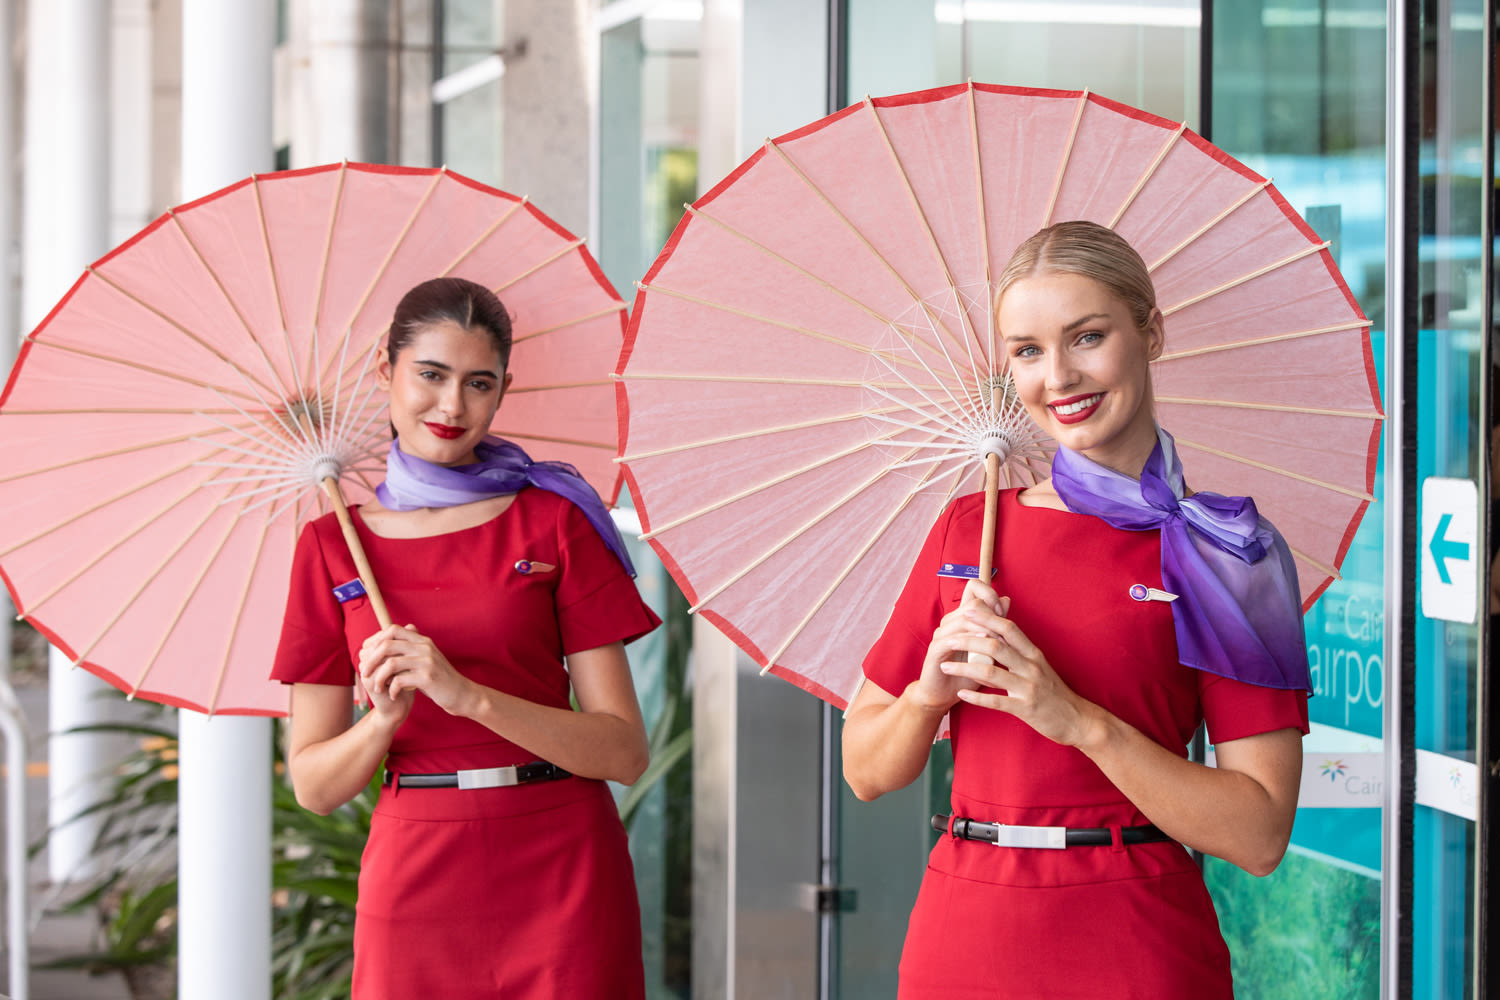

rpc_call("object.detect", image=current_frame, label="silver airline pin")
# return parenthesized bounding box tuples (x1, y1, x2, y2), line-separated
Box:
(1129, 583, 1179, 603)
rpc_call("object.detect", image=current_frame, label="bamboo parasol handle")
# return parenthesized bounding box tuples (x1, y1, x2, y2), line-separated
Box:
(320, 476, 391, 709)
(968, 451, 1001, 666)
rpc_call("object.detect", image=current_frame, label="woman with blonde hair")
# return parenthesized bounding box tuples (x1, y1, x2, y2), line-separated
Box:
(844, 220, 1310, 998)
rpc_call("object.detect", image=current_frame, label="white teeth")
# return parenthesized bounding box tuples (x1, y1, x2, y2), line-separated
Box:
(1053, 394, 1101, 416)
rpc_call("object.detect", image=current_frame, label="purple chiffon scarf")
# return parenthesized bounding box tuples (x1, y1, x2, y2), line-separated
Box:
(376, 435, 636, 576)
(1050, 427, 1310, 691)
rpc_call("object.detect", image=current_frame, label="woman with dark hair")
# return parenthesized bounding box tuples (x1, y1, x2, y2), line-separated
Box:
(272, 276, 658, 998)
(843, 222, 1310, 999)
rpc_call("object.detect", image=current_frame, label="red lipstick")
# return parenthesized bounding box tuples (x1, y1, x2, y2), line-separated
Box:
(425, 422, 464, 440)
(1048, 392, 1103, 425)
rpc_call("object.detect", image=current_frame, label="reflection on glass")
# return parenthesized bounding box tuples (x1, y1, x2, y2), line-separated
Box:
(1208, 3, 1387, 997)
(437, 0, 504, 183)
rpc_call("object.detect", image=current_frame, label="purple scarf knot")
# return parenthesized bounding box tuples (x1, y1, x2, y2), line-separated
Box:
(377, 436, 636, 576)
(1051, 428, 1309, 692)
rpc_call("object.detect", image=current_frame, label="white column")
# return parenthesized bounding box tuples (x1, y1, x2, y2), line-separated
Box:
(176, 3, 275, 999)
(22, 0, 114, 889)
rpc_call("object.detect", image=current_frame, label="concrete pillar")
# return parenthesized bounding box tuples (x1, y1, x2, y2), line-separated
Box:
(176, 3, 275, 998)
(22, 0, 114, 890)
(284, 0, 393, 166)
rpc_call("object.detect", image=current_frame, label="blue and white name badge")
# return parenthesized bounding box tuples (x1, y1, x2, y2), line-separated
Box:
(332, 579, 368, 603)
(937, 563, 995, 580)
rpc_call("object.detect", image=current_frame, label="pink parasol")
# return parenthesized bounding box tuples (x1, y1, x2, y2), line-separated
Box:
(0, 162, 626, 716)
(615, 83, 1382, 712)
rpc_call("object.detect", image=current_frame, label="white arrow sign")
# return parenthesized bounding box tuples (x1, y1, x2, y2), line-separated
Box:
(1419, 477, 1478, 624)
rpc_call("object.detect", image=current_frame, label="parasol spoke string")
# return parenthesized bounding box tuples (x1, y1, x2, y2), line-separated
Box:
(859, 411, 977, 448)
(615, 371, 946, 391)
(336, 385, 393, 469)
(167, 210, 300, 405)
(206, 499, 288, 715)
(247, 173, 309, 413)
(676, 205, 952, 366)
(1147, 180, 1271, 274)
(1156, 320, 1374, 361)
(865, 97, 990, 366)
(67, 476, 251, 676)
(616, 404, 918, 464)
(83, 266, 283, 400)
(762, 457, 971, 670)
(329, 344, 387, 455)
(192, 397, 323, 467)
(0, 421, 244, 486)
(640, 425, 918, 541)
(126, 494, 257, 703)
(1155, 395, 1384, 421)
(1161, 242, 1330, 317)
(511, 303, 628, 345)
(687, 431, 955, 613)
(230, 474, 323, 510)
(874, 291, 990, 429)
(637, 281, 935, 377)
(1171, 435, 1375, 502)
(308, 162, 351, 389)
(1042, 89, 1090, 228)
(1107, 122, 1187, 229)
(19, 338, 265, 405)
(346, 465, 381, 495)
(1285, 545, 1341, 585)
(860, 372, 988, 443)
(880, 449, 980, 472)
(437, 195, 529, 278)
(320, 169, 446, 389)
(321, 307, 358, 463)
(764, 139, 979, 367)
(18, 461, 251, 615)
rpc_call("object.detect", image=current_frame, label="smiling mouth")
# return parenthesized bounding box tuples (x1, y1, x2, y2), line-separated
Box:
(1050, 393, 1102, 416)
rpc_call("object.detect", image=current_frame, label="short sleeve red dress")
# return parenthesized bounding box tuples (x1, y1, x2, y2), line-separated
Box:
(272, 487, 660, 999)
(863, 489, 1309, 1000)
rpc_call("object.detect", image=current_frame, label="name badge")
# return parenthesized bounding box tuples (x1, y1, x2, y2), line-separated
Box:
(332, 579, 367, 603)
(937, 563, 995, 580)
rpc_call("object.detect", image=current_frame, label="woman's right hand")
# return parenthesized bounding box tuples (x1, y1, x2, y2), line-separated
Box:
(908, 579, 1011, 711)
(357, 638, 416, 729)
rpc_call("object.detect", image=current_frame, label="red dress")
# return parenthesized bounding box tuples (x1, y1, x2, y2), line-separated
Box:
(272, 487, 661, 999)
(863, 489, 1309, 999)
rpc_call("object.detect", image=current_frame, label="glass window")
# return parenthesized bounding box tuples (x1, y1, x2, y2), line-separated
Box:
(1207, 3, 1389, 995)
(435, 0, 506, 183)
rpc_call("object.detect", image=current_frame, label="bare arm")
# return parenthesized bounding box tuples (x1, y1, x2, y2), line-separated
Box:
(360, 625, 649, 784)
(943, 581, 1302, 875)
(285, 681, 409, 815)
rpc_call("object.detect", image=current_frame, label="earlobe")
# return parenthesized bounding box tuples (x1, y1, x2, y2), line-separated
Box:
(375, 350, 393, 390)
(1145, 309, 1165, 361)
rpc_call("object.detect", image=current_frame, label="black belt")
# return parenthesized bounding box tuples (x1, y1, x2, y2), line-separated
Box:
(933, 813, 1172, 849)
(383, 762, 571, 790)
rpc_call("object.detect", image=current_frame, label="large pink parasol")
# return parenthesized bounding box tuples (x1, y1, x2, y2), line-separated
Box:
(0, 162, 626, 716)
(616, 83, 1381, 711)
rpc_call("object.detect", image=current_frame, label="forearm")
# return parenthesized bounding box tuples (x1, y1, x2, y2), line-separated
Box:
(1076, 710, 1297, 875)
(289, 708, 401, 815)
(842, 682, 949, 801)
(460, 685, 649, 784)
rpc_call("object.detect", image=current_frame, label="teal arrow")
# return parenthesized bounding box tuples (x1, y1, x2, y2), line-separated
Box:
(1429, 513, 1470, 585)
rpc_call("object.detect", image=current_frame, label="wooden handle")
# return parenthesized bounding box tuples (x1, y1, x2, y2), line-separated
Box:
(969, 452, 1001, 666)
(320, 477, 389, 709)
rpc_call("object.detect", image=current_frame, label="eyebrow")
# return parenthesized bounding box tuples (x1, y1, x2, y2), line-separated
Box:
(1062, 312, 1110, 332)
(412, 358, 501, 379)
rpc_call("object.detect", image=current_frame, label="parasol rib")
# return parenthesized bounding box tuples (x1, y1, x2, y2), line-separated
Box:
(688, 432, 955, 612)
(640, 281, 933, 376)
(641, 426, 918, 540)
(1108, 122, 1187, 229)
(678, 206, 952, 366)
(861, 356, 989, 444)
(495, 431, 615, 451)
(247, 174, 308, 413)
(1157, 319, 1373, 361)
(1147, 179, 1271, 273)
(1161, 242, 1329, 317)
(617, 405, 918, 463)
(1171, 435, 1375, 501)
(763, 140, 978, 367)
(439, 194, 528, 276)
(763, 458, 969, 669)
(321, 169, 446, 389)
(1155, 395, 1383, 421)
(967, 82, 992, 287)
(206, 500, 285, 714)
(615, 371, 945, 391)
(1286, 545, 1341, 584)
(0, 422, 242, 486)
(168, 210, 300, 405)
(494, 240, 586, 294)
(865, 97, 989, 365)
(328, 334, 388, 467)
(506, 379, 613, 394)
(868, 286, 994, 430)
(21, 337, 264, 404)
(308, 162, 351, 386)
(1042, 89, 1090, 228)
(0, 406, 244, 415)
(84, 267, 282, 400)
(512, 303, 628, 345)
(126, 497, 253, 700)
(69, 482, 247, 671)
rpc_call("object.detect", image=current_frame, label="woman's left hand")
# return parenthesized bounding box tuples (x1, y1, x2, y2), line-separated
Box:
(358, 624, 476, 717)
(940, 597, 1103, 749)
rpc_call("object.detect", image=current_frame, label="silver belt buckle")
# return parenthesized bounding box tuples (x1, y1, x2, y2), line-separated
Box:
(456, 765, 520, 790)
(991, 824, 1067, 849)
